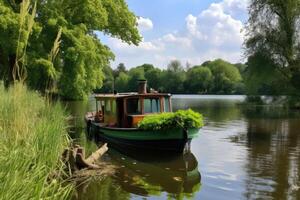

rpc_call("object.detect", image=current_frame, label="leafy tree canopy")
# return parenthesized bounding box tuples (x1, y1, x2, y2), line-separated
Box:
(205, 59, 242, 94)
(127, 67, 145, 91)
(167, 60, 184, 72)
(245, 0, 300, 94)
(101, 59, 243, 95)
(0, 0, 141, 99)
(115, 71, 129, 93)
(185, 66, 212, 94)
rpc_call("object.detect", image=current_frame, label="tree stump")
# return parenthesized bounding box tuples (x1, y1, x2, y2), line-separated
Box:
(63, 143, 109, 172)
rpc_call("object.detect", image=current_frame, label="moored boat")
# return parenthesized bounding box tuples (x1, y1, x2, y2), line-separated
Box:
(85, 80, 201, 153)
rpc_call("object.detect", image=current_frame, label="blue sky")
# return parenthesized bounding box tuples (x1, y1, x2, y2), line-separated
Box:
(99, 0, 249, 69)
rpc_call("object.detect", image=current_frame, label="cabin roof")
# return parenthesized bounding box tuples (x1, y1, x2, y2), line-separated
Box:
(94, 92, 171, 99)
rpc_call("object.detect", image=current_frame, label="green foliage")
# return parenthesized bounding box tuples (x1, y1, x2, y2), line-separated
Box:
(98, 65, 114, 93)
(27, 58, 56, 91)
(167, 60, 184, 72)
(99, 58, 244, 95)
(115, 72, 130, 92)
(156, 60, 186, 93)
(138, 63, 155, 72)
(244, 52, 291, 95)
(245, 0, 300, 94)
(138, 109, 204, 131)
(127, 67, 145, 91)
(206, 59, 242, 94)
(75, 177, 130, 200)
(145, 67, 162, 91)
(185, 66, 212, 94)
(115, 63, 127, 77)
(0, 83, 72, 199)
(0, 0, 141, 99)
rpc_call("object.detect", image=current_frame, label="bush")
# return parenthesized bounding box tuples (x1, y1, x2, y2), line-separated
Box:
(138, 109, 204, 131)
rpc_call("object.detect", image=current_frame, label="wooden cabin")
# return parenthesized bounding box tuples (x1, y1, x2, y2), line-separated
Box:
(94, 80, 172, 128)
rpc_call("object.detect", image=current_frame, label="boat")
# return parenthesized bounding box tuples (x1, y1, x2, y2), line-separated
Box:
(85, 80, 200, 153)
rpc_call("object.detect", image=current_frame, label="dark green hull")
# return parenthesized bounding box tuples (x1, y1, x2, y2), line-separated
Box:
(87, 121, 200, 153)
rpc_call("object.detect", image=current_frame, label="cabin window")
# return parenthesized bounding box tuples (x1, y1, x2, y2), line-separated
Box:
(100, 101, 105, 110)
(105, 99, 111, 112)
(111, 100, 116, 114)
(96, 100, 105, 111)
(126, 98, 141, 114)
(164, 97, 170, 112)
(144, 98, 161, 113)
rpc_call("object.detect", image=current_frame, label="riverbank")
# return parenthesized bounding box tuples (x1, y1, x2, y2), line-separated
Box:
(0, 83, 73, 199)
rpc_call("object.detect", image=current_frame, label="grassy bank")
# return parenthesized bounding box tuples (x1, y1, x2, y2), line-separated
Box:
(0, 83, 73, 199)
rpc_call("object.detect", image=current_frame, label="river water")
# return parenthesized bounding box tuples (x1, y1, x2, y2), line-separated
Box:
(66, 95, 300, 200)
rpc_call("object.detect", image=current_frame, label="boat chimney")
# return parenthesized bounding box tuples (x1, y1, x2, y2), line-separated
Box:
(138, 79, 147, 94)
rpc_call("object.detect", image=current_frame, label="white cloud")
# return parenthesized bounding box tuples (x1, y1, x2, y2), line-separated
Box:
(190, 1, 245, 48)
(106, 0, 248, 68)
(185, 15, 206, 40)
(220, 0, 249, 17)
(109, 37, 163, 54)
(161, 33, 192, 48)
(137, 17, 153, 31)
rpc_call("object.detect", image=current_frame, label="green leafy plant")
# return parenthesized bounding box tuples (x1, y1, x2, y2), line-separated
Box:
(138, 109, 204, 131)
(0, 83, 73, 199)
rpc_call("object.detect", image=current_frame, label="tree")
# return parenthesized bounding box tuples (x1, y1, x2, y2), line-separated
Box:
(167, 60, 184, 72)
(245, 0, 300, 94)
(235, 63, 247, 75)
(185, 66, 212, 94)
(245, 52, 290, 95)
(0, 0, 141, 99)
(98, 65, 114, 93)
(136, 63, 155, 72)
(145, 67, 162, 91)
(113, 63, 127, 77)
(206, 59, 242, 94)
(162, 60, 186, 93)
(115, 72, 129, 92)
(127, 67, 145, 91)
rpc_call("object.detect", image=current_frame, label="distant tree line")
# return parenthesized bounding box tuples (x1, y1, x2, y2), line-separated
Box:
(98, 59, 247, 94)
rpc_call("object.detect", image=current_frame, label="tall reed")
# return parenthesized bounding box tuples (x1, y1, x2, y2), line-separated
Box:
(14, 0, 37, 82)
(0, 83, 73, 199)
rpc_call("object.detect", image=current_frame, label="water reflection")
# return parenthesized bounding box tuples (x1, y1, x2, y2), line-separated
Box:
(110, 150, 201, 199)
(241, 107, 300, 200)
(72, 142, 201, 200)
(74, 177, 130, 200)
(173, 96, 300, 200)
(172, 95, 243, 123)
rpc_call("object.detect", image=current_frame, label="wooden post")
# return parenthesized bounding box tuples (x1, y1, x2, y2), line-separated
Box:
(141, 97, 144, 114)
(160, 97, 164, 112)
(169, 96, 172, 112)
(96, 100, 98, 112)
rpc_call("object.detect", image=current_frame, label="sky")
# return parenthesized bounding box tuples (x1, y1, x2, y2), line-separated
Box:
(98, 0, 249, 69)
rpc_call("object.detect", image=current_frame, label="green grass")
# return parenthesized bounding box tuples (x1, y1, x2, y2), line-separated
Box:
(0, 83, 73, 200)
(138, 109, 204, 131)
